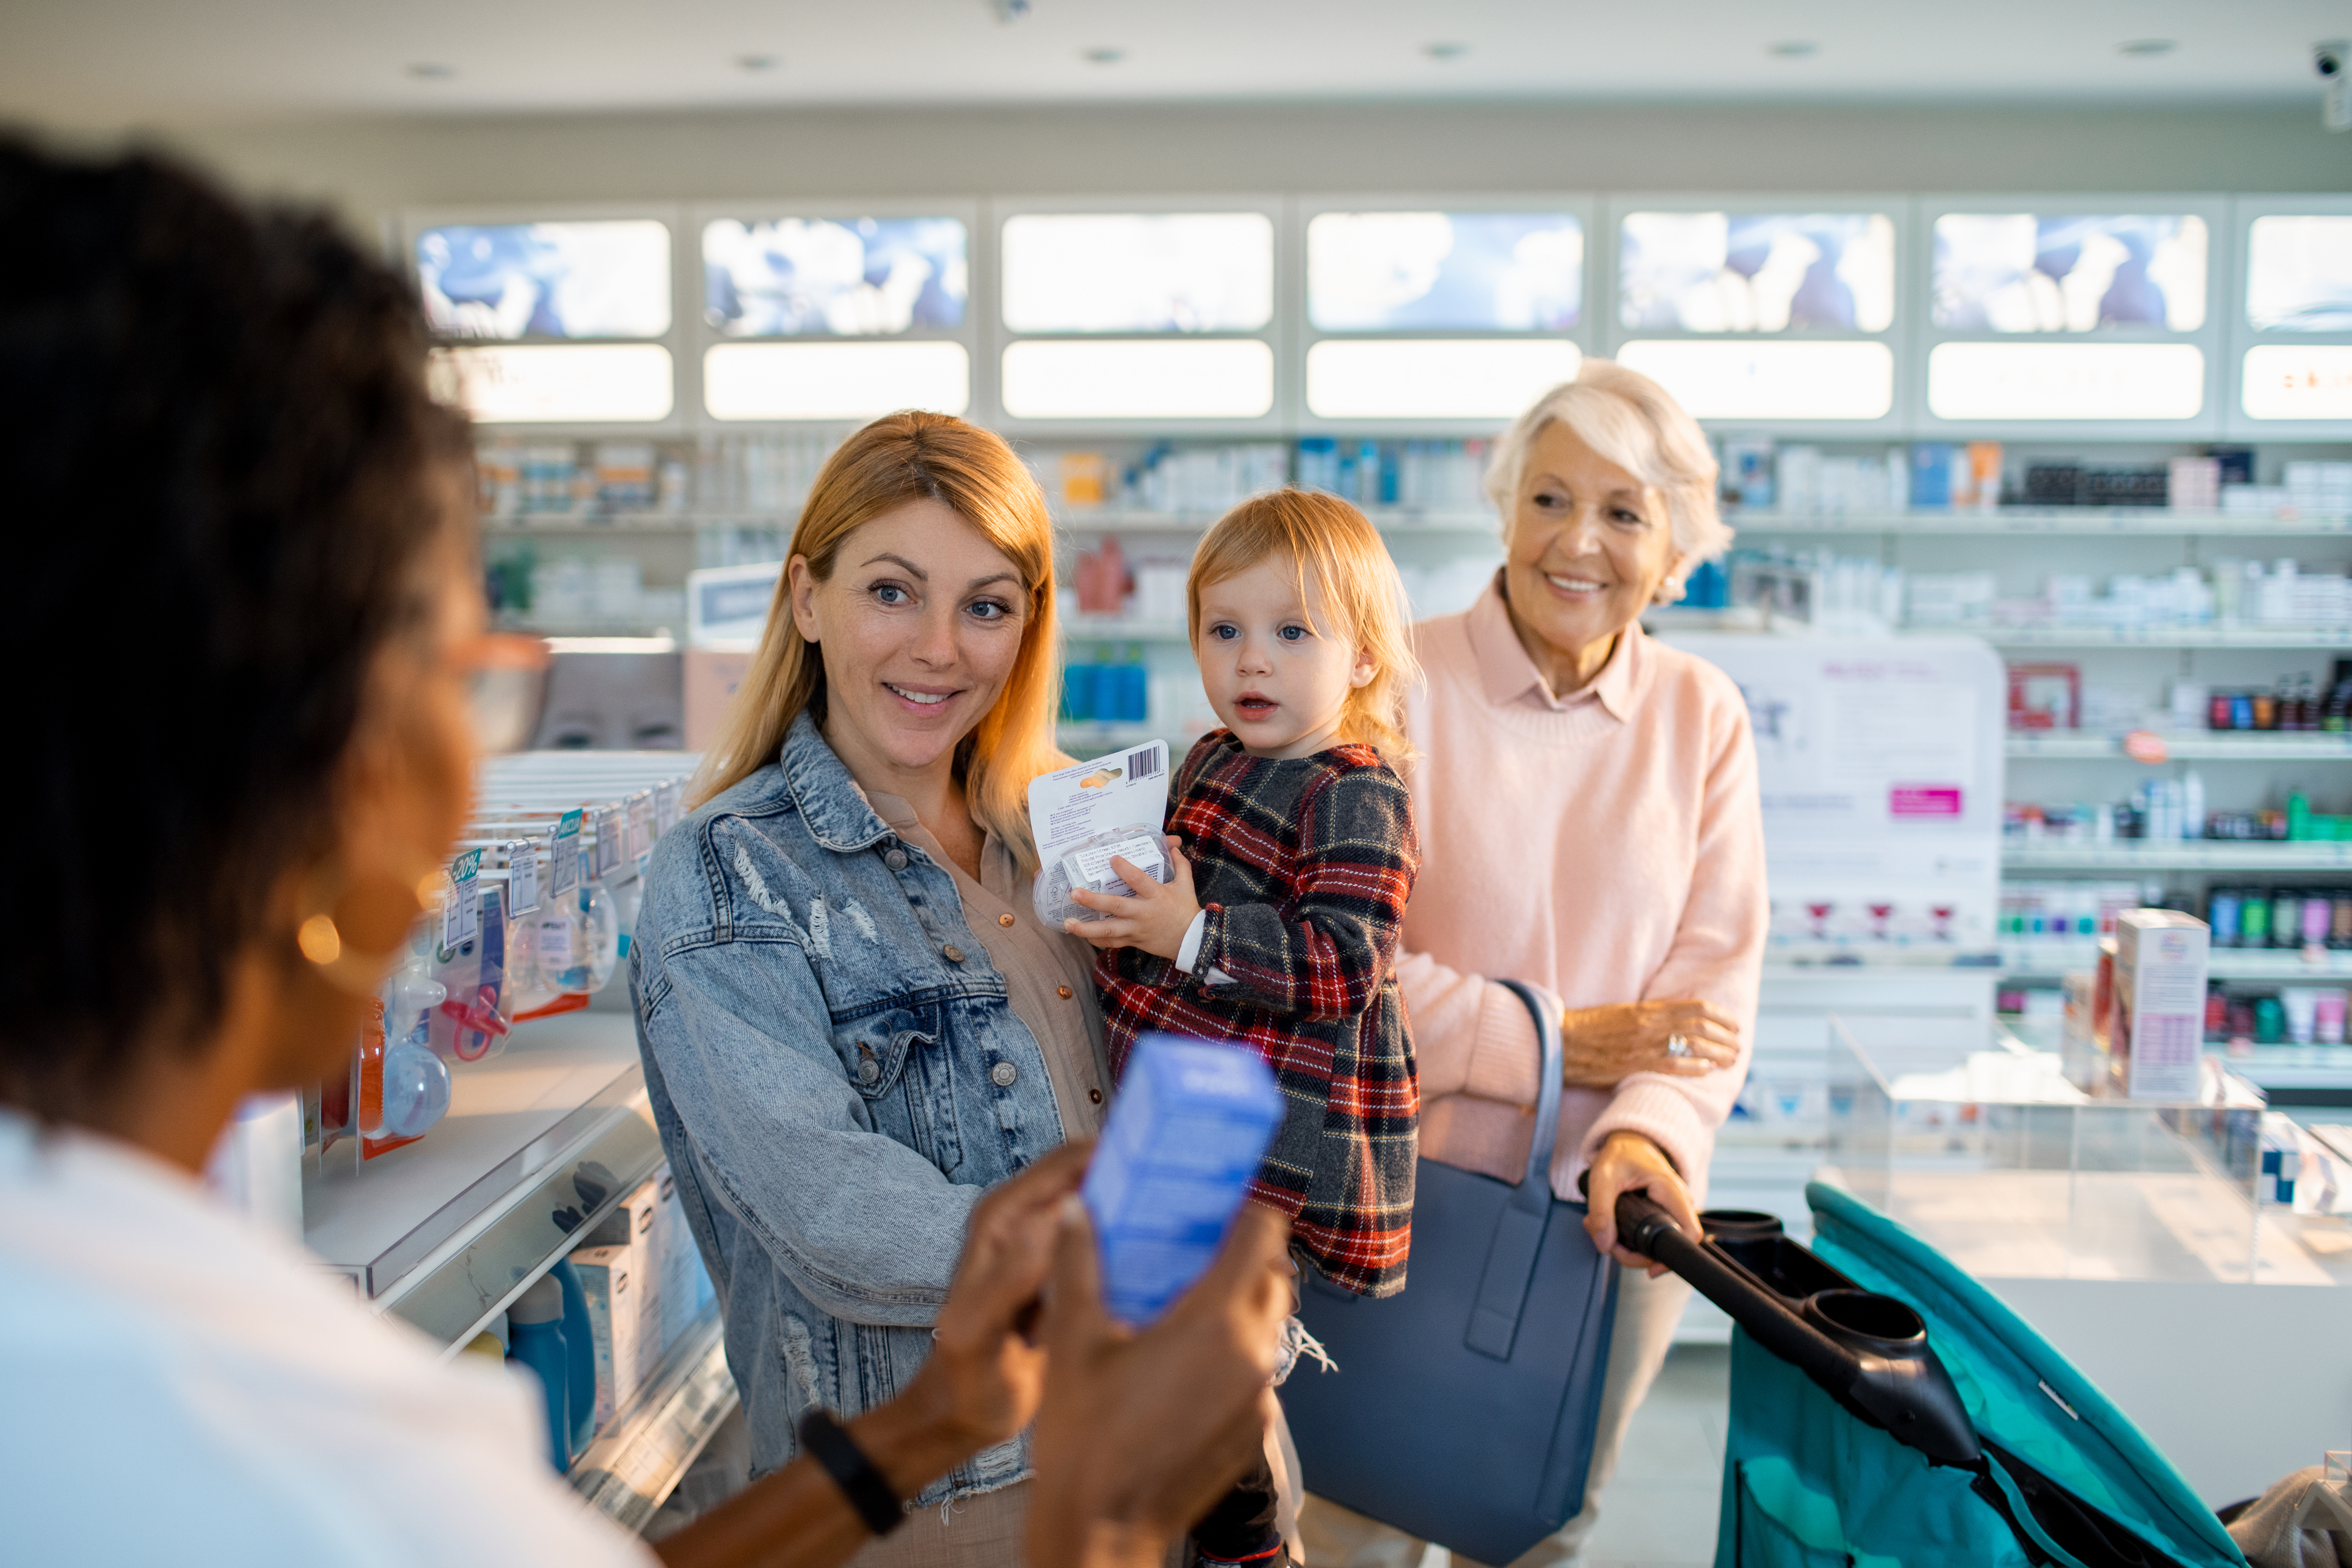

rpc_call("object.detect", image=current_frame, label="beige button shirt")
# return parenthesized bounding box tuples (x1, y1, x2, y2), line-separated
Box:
(865, 791, 1111, 1139)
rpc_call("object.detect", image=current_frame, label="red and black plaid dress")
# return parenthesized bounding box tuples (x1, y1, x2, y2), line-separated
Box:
(1096, 729, 1420, 1297)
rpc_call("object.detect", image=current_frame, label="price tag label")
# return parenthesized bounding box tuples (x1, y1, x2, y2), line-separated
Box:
(442, 849, 483, 951)
(549, 810, 582, 899)
(594, 805, 622, 880)
(628, 793, 656, 865)
(506, 839, 540, 915)
(654, 780, 684, 835)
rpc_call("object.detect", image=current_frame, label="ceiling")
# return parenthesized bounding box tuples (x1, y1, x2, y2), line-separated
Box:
(0, 0, 2345, 128)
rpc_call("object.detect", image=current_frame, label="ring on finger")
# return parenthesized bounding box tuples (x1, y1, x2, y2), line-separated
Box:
(1665, 1034, 1690, 1057)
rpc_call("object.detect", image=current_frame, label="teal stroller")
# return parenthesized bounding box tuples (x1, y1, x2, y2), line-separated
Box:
(1612, 1181, 2247, 1567)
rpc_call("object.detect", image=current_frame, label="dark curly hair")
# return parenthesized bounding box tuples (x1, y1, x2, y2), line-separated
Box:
(0, 138, 468, 1115)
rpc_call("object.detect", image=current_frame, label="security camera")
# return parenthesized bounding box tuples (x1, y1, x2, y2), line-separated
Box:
(2320, 41, 2352, 131)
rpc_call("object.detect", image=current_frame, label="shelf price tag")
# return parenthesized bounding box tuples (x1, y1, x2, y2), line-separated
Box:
(442, 848, 483, 951)
(594, 805, 623, 880)
(506, 838, 540, 916)
(628, 792, 656, 867)
(549, 811, 582, 900)
(654, 780, 684, 835)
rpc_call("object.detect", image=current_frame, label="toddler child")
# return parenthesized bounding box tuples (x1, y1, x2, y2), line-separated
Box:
(1065, 488, 1421, 1568)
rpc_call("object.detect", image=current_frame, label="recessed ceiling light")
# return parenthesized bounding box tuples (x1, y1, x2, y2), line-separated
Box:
(405, 62, 456, 80)
(1082, 47, 1125, 65)
(2117, 39, 2176, 57)
(1766, 40, 1818, 59)
(1424, 41, 1470, 61)
(736, 53, 780, 72)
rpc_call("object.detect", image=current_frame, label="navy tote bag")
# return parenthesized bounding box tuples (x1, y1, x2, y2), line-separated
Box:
(1284, 981, 1620, 1567)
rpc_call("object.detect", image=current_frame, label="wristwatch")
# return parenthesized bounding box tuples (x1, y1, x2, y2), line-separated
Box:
(797, 1408, 906, 1536)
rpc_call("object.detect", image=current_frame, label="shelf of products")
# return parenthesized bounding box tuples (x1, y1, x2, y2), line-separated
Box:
(1998, 944, 2352, 980)
(2007, 734, 2352, 760)
(1985, 627, 2352, 648)
(1730, 509, 2352, 537)
(569, 1308, 739, 1532)
(2002, 844, 2352, 871)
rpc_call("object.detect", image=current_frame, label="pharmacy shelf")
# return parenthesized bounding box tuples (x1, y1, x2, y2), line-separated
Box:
(2001, 944, 2352, 980)
(1978, 627, 2352, 649)
(571, 1307, 739, 1534)
(2007, 734, 2352, 761)
(305, 1012, 664, 1350)
(483, 516, 703, 536)
(2002, 843, 2352, 871)
(1727, 509, 2352, 536)
(1057, 723, 1177, 757)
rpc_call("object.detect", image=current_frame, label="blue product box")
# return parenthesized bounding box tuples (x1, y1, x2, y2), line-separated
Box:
(1910, 443, 1956, 510)
(1083, 1034, 1284, 1326)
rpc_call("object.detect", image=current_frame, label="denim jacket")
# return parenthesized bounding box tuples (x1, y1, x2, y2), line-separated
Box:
(631, 713, 1068, 1497)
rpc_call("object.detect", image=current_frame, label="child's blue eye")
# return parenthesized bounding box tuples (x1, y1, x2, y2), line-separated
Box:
(1210, 624, 1238, 641)
(1279, 625, 1307, 641)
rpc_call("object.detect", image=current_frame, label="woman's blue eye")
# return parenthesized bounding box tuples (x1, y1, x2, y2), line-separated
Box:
(875, 584, 909, 604)
(968, 600, 1008, 621)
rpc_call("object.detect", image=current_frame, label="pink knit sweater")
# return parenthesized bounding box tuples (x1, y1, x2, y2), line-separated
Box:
(1397, 578, 1767, 1203)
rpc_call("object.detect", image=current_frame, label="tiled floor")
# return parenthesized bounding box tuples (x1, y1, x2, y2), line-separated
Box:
(1409, 1345, 1732, 1568)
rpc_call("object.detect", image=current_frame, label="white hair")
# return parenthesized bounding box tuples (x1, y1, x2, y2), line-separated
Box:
(1484, 358, 1732, 567)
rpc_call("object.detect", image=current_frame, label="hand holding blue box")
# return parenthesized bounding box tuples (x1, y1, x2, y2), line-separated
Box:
(1081, 1034, 1284, 1327)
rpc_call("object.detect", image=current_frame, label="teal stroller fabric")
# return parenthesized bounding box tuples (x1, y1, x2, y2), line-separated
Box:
(1713, 1180, 2245, 1568)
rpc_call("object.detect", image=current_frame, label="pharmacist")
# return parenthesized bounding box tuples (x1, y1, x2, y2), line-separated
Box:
(0, 138, 1284, 1568)
(1306, 362, 1767, 1567)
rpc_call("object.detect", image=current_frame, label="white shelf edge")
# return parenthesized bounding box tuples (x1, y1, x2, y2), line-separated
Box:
(2007, 736, 2352, 760)
(2000, 945, 2352, 979)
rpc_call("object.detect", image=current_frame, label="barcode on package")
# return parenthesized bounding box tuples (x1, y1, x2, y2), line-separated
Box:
(1126, 742, 1166, 783)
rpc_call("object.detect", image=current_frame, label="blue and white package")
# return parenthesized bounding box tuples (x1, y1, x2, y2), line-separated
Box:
(1082, 1034, 1284, 1326)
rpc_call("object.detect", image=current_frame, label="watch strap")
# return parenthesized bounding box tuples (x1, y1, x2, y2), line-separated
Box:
(797, 1407, 906, 1536)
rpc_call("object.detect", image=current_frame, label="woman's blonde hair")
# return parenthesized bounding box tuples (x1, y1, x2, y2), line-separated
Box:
(1485, 358, 1732, 575)
(1187, 489, 1420, 763)
(688, 411, 1067, 870)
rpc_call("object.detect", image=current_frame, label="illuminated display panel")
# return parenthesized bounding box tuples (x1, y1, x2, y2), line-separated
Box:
(703, 342, 971, 421)
(429, 345, 675, 423)
(416, 221, 672, 339)
(1305, 339, 1583, 419)
(1307, 211, 1583, 331)
(1927, 342, 2204, 421)
(1619, 212, 1894, 333)
(1615, 341, 1894, 421)
(1000, 213, 1274, 334)
(2246, 216, 2352, 333)
(999, 340, 1274, 419)
(2242, 345, 2352, 421)
(703, 217, 968, 337)
(1931, 214, 2207, 333)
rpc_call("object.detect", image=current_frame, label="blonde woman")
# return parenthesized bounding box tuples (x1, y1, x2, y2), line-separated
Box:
(636, 413, 1118, 1565)
(1301, 361, 1767, 1568)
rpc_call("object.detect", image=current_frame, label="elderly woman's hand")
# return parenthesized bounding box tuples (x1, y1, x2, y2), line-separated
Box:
(1560, 998, 1739, 1088)
(1582, 1130, 1704, 1274)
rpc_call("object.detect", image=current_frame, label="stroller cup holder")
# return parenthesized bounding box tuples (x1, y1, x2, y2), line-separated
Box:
(1612, 1193, 1982, 1468)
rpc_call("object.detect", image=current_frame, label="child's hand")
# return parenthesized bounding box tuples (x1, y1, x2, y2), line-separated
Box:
(1063, 835, 1202, 961)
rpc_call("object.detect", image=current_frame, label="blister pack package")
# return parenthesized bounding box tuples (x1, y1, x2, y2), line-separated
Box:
(1027, 740, 1177, 928)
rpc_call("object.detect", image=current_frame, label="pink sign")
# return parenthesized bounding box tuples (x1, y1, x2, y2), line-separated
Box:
(1890, 785, 1963, 819)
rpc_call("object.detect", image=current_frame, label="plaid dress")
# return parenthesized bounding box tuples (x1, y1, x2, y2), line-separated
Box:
(1096, 729, 1420, 1297)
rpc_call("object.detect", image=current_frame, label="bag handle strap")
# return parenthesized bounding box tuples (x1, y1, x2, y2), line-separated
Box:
(1498, 979, 1564, 1206)
(1465, 981, 1567, 1361)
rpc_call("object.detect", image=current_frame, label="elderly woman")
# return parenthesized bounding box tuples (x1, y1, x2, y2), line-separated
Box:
(1301, 360, 1766, 1568)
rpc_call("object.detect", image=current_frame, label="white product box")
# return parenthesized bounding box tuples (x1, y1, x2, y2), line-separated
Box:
(570, 1243, 641, 1430)
(657, 1164, 717, 1352)
(2111, 910, 2209, 1101)
(584, 1177, 666, 1388)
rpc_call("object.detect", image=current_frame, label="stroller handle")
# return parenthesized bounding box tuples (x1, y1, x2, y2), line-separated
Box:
(1611, 1188, 1984, 1469)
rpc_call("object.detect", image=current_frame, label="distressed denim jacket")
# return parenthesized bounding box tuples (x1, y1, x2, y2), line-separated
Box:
(632, 713, 1068, 1497)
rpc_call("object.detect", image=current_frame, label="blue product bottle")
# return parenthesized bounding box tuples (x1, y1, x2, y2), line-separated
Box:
(506, 1276, 572, 1469)
(551, 1257, 598, 1458)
